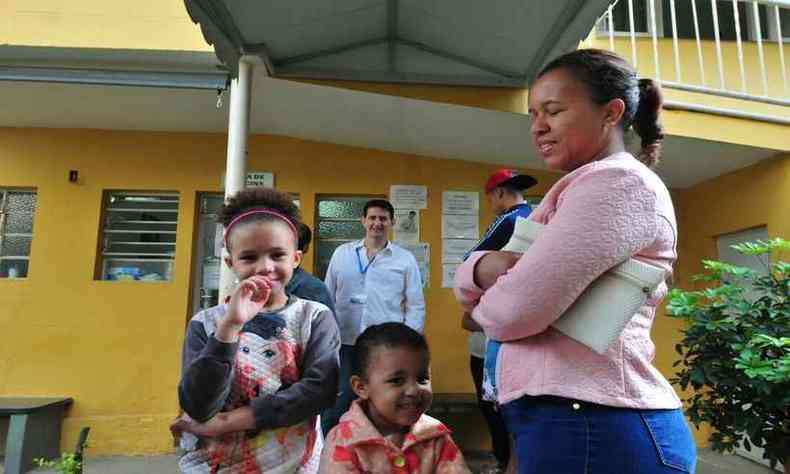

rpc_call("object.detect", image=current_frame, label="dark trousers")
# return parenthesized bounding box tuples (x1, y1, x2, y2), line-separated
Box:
(470, 355, 510, 469)
(321, 344, 357, 436)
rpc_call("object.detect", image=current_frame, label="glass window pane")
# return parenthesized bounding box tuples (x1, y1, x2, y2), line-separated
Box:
(109, 193, 178, 211)
(318, 221, 365, 240)
(1, 259, 29, 278)
(102, 259, 174, 281)
(5, 192, 37, 234)
(318, 199, 368, 219)
(1, 235, 32, 257)
(316, 241, 347, 280)
(100, 192, 179, 281)
(612, 0, 648, 33)
(202, 195, 224, 215)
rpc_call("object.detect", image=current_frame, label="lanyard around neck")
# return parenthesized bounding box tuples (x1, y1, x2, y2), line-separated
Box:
(356, 245, 383, 274)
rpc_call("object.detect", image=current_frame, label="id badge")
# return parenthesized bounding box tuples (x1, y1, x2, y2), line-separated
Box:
(350, 293, 367, 304)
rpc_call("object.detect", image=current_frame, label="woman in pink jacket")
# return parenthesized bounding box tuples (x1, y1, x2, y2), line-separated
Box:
(454, 49, 696, 473)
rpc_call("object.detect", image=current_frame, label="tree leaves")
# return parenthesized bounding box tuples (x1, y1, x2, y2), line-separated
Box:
(666, 239, 789, 468)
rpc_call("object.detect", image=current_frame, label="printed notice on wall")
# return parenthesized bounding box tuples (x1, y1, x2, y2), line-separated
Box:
(442, 214, 479, 239)
(394, 209, 420, 243)
(442, 264, 459, 288)
(246, 172, 274, 188)
(390, 185, 428, 210)
(442, 191, 479, 215)
(398, 242, 431, 288)
(221, 171, 275, 189)
(442, 239, 478, 263)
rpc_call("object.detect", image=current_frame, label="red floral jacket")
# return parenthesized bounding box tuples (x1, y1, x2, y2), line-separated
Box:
(319, 400, 470, 474)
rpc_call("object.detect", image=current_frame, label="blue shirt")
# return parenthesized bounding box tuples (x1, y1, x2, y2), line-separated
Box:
(465, 202, 534, 257)
(286, 267, 336, 317)
(325, 240, 425, 345)
(464, 202, 532, 398)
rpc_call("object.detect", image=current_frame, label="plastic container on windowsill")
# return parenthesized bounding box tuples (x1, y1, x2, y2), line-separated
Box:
(107, 267, 142, 281)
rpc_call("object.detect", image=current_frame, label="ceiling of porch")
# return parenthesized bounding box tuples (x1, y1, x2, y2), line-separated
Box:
(0, 62, 779, 189)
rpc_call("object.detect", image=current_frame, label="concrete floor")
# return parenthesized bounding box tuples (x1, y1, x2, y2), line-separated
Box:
(2, 448, 780, 473)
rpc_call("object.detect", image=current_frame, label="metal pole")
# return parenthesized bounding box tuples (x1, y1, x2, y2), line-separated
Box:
(670, 0, 682, 82)
(649, 0, 662, 82)
(711, 0, 727, 89)
(219, 59, 253, 303)
(732, 0, 747, 92)
(753, 1, 769, 96)
(775, 6, 788, 95)
(608, 4, 616, 51)
(691, 0, 706, 85)
(628, 0, 638, 66)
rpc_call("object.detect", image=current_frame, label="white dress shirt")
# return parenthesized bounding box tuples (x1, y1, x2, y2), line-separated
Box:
(324, 239, 426, 345)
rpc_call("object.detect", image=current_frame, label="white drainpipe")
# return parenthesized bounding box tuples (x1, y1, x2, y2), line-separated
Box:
(219, 58, 254, 303)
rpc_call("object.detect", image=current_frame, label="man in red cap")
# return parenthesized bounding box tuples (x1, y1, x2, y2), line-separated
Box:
(461, 168, 536, 473)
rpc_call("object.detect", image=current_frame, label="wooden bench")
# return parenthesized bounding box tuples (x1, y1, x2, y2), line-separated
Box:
(0, 397, 73, 474)
(427, 392, 479, 416)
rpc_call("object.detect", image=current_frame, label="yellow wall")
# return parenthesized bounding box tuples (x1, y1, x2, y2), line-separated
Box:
(2, 0, 788, 456)
(0, 127, 558, 455)
(1, 130, 786, 455)
(0, 0, 210, 52)
(650, 153, 790, 445)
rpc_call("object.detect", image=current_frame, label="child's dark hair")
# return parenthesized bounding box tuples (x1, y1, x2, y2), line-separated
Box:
(297, 223, 312, 253)
(218, 187, 301, 249)
(353, 323, 430, 379)
(536, 48, 664, 168)
(363, 199, 395, 220)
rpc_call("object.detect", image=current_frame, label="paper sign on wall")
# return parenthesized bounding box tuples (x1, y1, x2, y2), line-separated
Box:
(398, 242, 431, 288)
(390, 185, 428, 210)
(442, 264, 459, 288)
(246, 172, 274, 188)
(442, 214, 479, 239)
(394, 209, 420, 243)
(442, 191, 479, 215)
(221, 171, 275, 188)
(442, 239, 478, 263)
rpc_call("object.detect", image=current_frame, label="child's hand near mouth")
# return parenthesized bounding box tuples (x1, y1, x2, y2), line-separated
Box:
(218, 275, 272, 342)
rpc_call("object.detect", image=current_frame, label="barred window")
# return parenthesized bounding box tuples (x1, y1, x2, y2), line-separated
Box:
(98, 191, 179, 281)
(0, 189, 37, 278)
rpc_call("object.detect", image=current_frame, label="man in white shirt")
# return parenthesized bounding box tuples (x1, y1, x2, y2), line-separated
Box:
(321, 198, 426, 434)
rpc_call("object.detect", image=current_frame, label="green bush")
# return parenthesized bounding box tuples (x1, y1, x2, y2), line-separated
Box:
(34, 452, 82, 474)
(667, 238, 789, 469)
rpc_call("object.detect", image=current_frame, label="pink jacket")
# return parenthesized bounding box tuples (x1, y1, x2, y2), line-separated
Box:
(319, 400, 471, 474)
(455, 152, 681, 409)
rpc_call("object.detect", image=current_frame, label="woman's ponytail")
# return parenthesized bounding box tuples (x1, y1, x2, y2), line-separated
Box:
(632, 78, 664, 168)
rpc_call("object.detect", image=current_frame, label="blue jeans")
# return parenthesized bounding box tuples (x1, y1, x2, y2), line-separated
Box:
(321, 344, 357, 436)
(500, 395, 696, 474)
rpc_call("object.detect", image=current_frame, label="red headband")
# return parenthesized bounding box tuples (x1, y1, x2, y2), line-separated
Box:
(223, 208, 298, 246)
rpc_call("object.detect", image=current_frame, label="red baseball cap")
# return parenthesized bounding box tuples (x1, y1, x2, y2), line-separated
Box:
(484, 169, 537, 193)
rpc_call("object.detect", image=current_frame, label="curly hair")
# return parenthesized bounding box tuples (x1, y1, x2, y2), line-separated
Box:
(218, 187, 301, 248)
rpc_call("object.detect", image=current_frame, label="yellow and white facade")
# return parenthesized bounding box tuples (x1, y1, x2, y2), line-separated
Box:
(0, 0, 788, 456)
